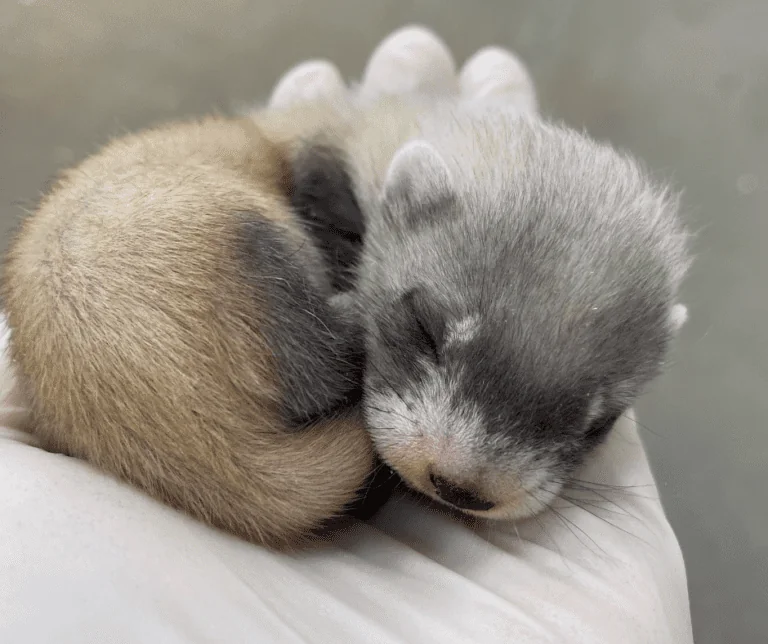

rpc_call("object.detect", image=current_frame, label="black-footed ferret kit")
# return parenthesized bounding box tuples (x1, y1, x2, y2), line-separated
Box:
(2, 105, 385, 550)
(291, 27, 691, 521)
(2, 26, 690, 548)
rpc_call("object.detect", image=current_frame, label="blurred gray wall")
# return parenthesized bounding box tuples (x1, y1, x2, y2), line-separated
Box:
(1, 1, 766, 641)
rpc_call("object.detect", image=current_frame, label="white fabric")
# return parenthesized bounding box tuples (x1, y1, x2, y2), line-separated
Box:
(0, 316, 693, 643)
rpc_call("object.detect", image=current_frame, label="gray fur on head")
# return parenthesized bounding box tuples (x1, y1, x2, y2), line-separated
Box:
(341, 108, 691, 520)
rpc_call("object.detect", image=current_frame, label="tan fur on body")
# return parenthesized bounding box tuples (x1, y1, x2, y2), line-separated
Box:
(2, 113, 375, 550)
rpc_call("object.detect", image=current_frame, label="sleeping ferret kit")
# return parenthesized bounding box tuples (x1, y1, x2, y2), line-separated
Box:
(1, 26, 690, 549)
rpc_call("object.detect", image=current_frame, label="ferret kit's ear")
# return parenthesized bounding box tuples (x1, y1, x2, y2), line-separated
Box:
(290, 142, 365, 241)
(382, 140, 458, 228)
(290, 142, 366, 291)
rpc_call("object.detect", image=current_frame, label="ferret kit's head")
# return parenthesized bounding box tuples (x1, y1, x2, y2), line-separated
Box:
(351, 115, 690, 521)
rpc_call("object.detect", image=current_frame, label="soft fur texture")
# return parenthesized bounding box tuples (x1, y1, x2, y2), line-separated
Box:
(2, 112, 378, 550)
(1, 24, 692, 548)
(287, 27, 692, 522)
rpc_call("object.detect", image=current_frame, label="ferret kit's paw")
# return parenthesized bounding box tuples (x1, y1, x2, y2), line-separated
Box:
(459, 46, 538, 114)
(358, 25, 458, 100)
(269, 59, 347, 108)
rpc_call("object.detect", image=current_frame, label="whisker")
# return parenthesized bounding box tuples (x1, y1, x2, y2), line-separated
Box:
(531, 504, 564, 561)
(567, 478, 655, 490)
(560, 496, 654, 549)
(564, 484, 643, 513)
(541, 482, 630, 523)
(621, 412, 665, 438)
(567, 478, 656, 494)
(512, 520, 522, 543)
(549, 505, 607, 559)
(558, 494, 631, 518)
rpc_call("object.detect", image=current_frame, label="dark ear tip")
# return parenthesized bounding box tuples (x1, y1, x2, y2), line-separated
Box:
(290, 141, 366, 291)
(290, 141, 365, 235)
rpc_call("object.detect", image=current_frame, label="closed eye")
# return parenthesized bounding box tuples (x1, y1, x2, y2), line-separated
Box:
(402, 288, 443, 363)
(413, 313, 440, 361)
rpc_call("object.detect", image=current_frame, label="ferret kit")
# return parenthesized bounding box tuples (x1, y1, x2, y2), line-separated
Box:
(2, 26, 689, 548)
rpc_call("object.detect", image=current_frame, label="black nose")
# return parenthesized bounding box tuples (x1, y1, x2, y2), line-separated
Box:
(429, 473, 495, 511)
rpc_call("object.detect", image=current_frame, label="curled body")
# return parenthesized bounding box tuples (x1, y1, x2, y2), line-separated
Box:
(2, 110, 377, 550)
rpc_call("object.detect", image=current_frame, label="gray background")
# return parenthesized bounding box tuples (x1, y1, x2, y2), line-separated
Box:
(1, 1, 765, 641)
